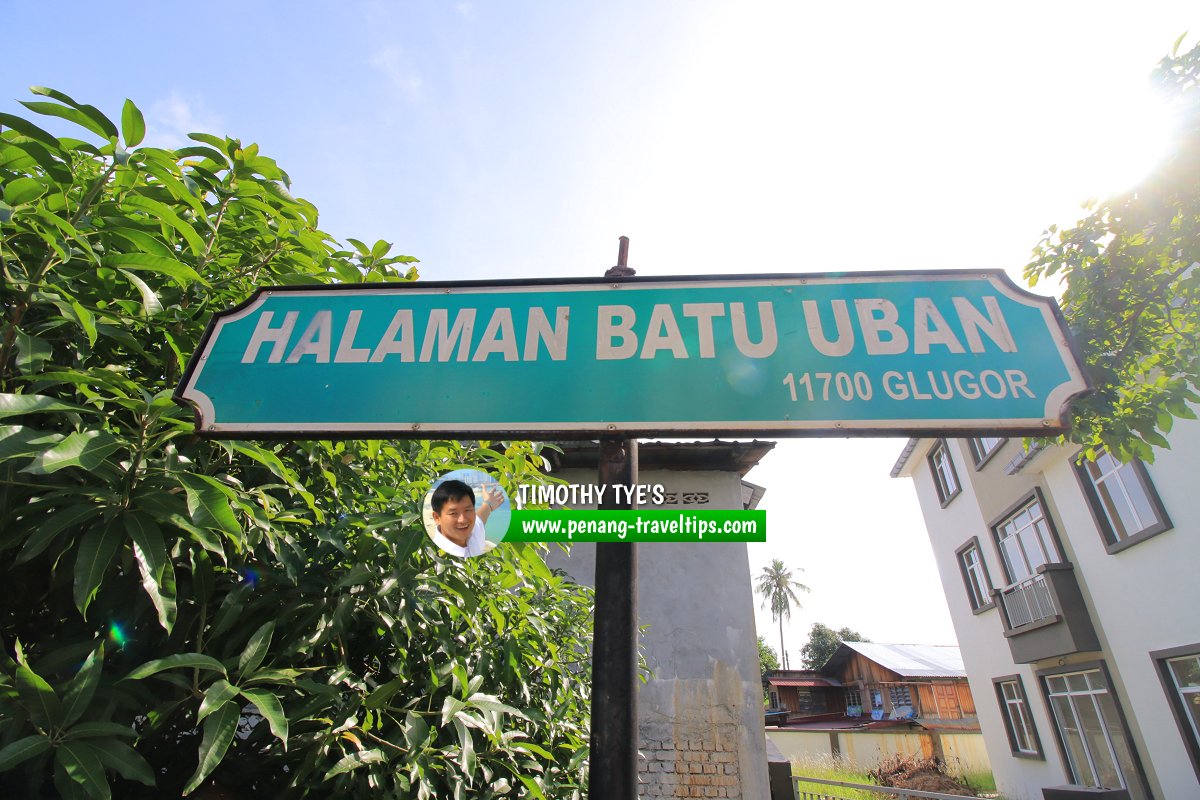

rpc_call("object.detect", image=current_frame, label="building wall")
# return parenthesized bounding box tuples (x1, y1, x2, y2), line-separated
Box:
(545, 467, 770, 800)
(901, 419, 1200, 800)
(833, 653, 973, 720)
(766, 728, 992, 776)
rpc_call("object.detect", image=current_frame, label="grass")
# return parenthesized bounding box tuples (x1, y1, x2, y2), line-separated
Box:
(958, 769, 997, 794)
(790, 755, 884, 799)
(790, 755, 1003, 799)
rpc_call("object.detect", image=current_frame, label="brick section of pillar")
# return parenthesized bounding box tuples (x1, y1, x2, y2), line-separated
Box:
(637, 722, 742, 799)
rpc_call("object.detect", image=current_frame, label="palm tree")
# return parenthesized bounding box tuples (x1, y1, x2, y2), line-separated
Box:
(755, 559, 810, 669)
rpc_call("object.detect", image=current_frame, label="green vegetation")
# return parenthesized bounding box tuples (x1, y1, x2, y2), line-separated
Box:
(799, 623, 870, 670)
(1026, 37, 1200, 463)
(791, 757, 881, 799)
(755, 559, 809, 669)
(0, 89, 592, 798)
(758, 636, 780, 674)
(791, 756, 999, 798)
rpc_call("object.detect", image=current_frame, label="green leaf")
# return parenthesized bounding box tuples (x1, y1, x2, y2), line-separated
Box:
(187, 132, 230, 151)
(14, 502, 101, 564)
(440, 695, 467, 726)
(73, 520, 125, 618)
(119, 194, 206, 256)
(61, 645, 104, 727)
(240, 688, 287, 748)
(182, 700, 239, 795)
(57, 742, 111, 800)
(86, 738, 155, 787)
(102, 253, 203, 288)
(403, 710, 429, 749)
(0, 734, 52, 772)
(175, 145, 229, 165)
(515, 742, 554, 759)
(179, 473, 242, 538)
(13, 330, 52, 375)
(125, 653, 227, 681)
(0, 111, 63, 150)
(21, 430, 122, 475)
(238, 620, 274, 676)
(120, 99, 145, 148)
(324, 748, 385, 778)
(30, 87, 119, 138)
(365, 676, 407, 710)
(5, 138, 73, 183)
(70, 301, 97, 347)
(466, 693, 527, 719)
(127, 513, 176, 632)
(21, 100, 114, 142)
(117, 270, 164, 316)
(454, 717, 476, 779)
(197, 681, 239, 723)
(124, 511, 166, 576)
(16, 662, 64, 730)
(63, 722, 135, 739)
(0, 392, 90, 418)
(4, 175, 47, 206)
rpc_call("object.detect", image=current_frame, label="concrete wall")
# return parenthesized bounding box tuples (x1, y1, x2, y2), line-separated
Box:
(546, 467, 770, 800)
(766, 728, 992, 776)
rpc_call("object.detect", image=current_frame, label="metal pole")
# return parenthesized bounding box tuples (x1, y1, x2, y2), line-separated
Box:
(588, 237, 639, 800)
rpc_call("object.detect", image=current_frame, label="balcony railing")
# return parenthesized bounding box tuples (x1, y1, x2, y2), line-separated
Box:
(1001, 573, 1056, 628)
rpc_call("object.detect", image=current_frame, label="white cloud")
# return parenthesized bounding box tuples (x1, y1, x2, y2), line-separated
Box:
(371, 46, 423, 100)
(146, 91, 223, 149)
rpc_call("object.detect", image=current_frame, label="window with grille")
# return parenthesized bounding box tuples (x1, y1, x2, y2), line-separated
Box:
(1152, 645, 1200, 781)
(928, 440, 960, 506)
(993, 676, 1041, 757)
(1077, 449, 1171, 552)
(956, 538, 994, 612)
(1043, 668, 1146, 798)
(994, 494, 1062, 583)
(968, 436, 1005, 467)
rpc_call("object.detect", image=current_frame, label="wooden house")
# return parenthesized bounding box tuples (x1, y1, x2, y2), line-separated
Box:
(766, 642, 977, 727)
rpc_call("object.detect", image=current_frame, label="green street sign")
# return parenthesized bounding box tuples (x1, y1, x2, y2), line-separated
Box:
(175, 271, 1089, 438)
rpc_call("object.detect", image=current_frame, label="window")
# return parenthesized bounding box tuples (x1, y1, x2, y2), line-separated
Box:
(1043, 667, 1146, 799)
(968, 436, 1005, 468)
(956, 538, 994, 612)
(844, 687, 861, 707)
(1152, 644, 1200, 780)
(993, 676, 1042, 758)
(888, 685, 912, 707)
(870, 689, 884, 710)
(769, 690, 779, 709)
(928, 440, 960, 506)
(1077, 450, 1171, 552)
(993, 494, 1062, 583)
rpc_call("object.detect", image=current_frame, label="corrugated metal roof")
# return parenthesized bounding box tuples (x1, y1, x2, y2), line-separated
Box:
(840, 642, 965, 677)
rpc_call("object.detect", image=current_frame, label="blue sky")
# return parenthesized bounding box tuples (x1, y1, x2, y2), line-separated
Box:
(6, 0, 1198, 655)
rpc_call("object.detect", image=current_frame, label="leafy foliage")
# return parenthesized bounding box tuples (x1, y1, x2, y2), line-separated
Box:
(799, 623, 869, 670)
(756, 636, 779, 675)
(1025, 38, 1200, 463)
(0, 88, 592, 798)
(754, 559, 808, 670)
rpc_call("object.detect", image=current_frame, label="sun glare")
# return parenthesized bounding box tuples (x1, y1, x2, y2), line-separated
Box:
(1073, 86, 1178, 201)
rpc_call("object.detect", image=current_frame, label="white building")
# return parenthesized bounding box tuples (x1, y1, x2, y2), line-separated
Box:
(892, 421, 1200, 800)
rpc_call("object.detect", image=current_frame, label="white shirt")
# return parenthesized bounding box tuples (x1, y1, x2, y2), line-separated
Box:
(431, 516, 488, 557)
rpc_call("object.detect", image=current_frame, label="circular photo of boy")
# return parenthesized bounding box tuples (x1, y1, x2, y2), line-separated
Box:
(423, 469, 511, 558)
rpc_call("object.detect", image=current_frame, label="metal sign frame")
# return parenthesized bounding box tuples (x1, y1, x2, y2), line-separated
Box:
(175, 269, 1090, 439)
